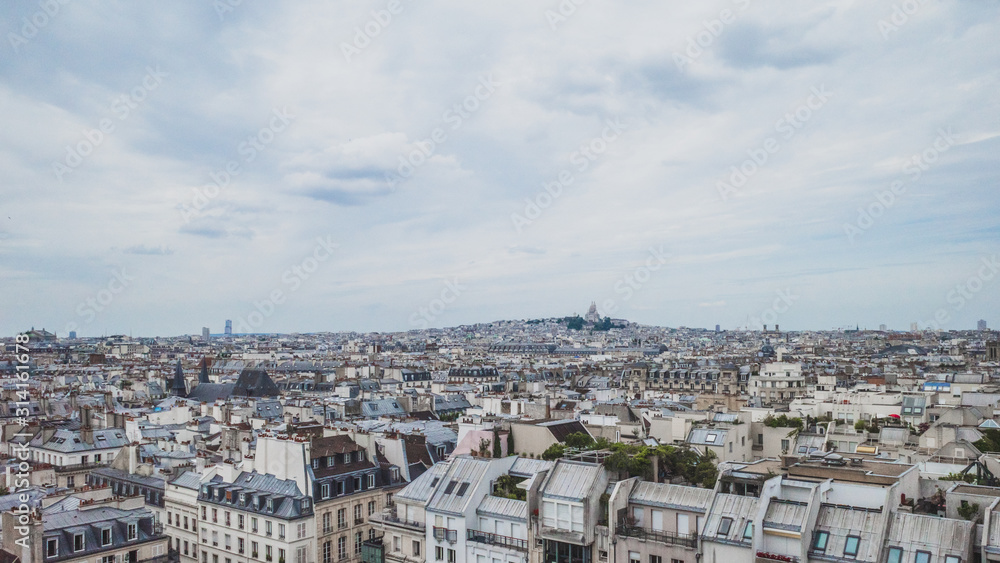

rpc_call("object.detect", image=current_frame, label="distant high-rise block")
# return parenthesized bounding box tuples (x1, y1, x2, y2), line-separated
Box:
(979, 319, 988, 331)
(715, 324, 720, 332)
(879, 324, 887, 331)
(225, 319, 233, 335)
(69, 331, 77, 339)
(202, 327, 210, 341)
(910, 322, 918, 332)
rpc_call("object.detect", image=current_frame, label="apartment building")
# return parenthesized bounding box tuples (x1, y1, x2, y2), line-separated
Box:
(164, 471, 208, 563)
(196, 471, 315, 563)
(311, 435, 396, 563)
(750, 362, 806, 405)
(1, 501, 168, 563)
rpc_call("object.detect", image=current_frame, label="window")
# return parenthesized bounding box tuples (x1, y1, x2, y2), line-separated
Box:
(312, 459, 319, 469)
(742, 521, 754, 541)
(717, 517, 733, 536)
(447, 549, 456, 563)
(265, 546, 272, 562)
(46, 538, 58, 558)
(73, 533, 85, 552)
(226, 534, 232, 550)
(356, 532, 364, 554)
(354, 477, 361, 491)
(297, 523, 306, 539)
(435, 546, 444, 561)
(650, 557, 662, 563)
(368, 474, 376, 488)
(225, 512, 231, 526)
(252, 541, 259, 559)
(238, 538, 245, 554)
(886, 547, 903, 563)
(213, 508, 218, 522)
(252, 517, 259, 533)
(705, 433, 717, 443)
(102, 556, 114, 563)
(813, 531, 829, 552)
(212, 531, 219, 547)
(844, 535, 860, 557)
(915, 552, 931, 563)
(354, 504, 363, 522)
(266, 520, 273, 536)
(629, 552, 640, 563)
(279, 549, 285, 563)
(101, 528, 112, 546)
(323, 512, 331, 533)
(202, 506, 207, 520)
(279, 523, 286, 539)
(322, 484, 330, 499)
(413, 541, 421, 556)
(322, 542, 331, 563)
(368, 501, 376, 515)
(337, 537, 347, 560)
(338, 508, 347, 528)
(266, 499, 274, 512)
(393, 536, 400, 552)
(297, 547, 306, 563)
(239, 514, 245, 529)
(337, 481, 345, 495)
(184, 516, 189, 529)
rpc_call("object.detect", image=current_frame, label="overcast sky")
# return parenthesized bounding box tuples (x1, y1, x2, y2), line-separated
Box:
(2, 1, 999, 337)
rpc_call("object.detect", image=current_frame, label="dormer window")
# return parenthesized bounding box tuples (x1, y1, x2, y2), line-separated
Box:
(101, 528, 112, 546)
(266, 499, 274, 512)
(46, 538, 58, 558)
(74, 533, 85, 552)
(127, 523, 137, 541)
(239, 493, 246, 505)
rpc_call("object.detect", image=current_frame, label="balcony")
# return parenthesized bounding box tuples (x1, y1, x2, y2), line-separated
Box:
(355, 518, 365, 526)
(756, 551, 799, 563)
(373, 513, 425, 532)
(432, 527, 458, 543)
(617, 524, 696, 548)
(54, 462, 104, 473)
(467, 529, 528, 552)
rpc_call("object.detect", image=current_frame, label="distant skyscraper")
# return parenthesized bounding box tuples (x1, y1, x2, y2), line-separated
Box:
(202, 327, 210, 341)
(910, 322, 918, 332)
(978, 319, 988, 331)
(879, 324, 887, 331)
(69, 330, 77, 339)
(225, 319, 232, 335)
(715, 324, 720, 332)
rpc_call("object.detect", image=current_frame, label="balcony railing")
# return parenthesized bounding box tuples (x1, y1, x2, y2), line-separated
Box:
(467, 529, 528, 552)
(355, 518, 365, 526)
(617, 524, 697, 548)
(54, 462, 104, 473)
(432, 527, 458, 543)
(375, 513, 425, 531)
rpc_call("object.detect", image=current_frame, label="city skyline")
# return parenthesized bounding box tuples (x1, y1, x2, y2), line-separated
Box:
(2, 2, 999, 336)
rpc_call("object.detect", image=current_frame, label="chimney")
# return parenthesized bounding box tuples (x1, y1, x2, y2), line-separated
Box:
(80, 406, 94, 444)
(775, 324, 779, 332)
(763, 325, 767, 332)
(545, 396, 551, 419)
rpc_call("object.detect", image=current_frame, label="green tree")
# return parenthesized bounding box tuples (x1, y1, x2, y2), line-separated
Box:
(542, 443, 566, 461)
(564, 432, 595, 449)
(958, 502, 980, 521)
(492, 428, 502, 458)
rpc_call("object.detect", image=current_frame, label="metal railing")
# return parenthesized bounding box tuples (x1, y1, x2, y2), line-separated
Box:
(466, 529, 528, 552)
(617, 524, 697, 548)
(432, 527, 457, 543)
(376, 514, 425, 531)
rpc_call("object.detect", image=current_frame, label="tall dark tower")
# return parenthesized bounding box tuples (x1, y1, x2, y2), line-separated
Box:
(170, 360, 187, 397)
(199, 357, 211, 384)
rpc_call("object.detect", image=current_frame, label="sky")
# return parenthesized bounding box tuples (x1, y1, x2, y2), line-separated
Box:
(2, 0, 999, 337)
